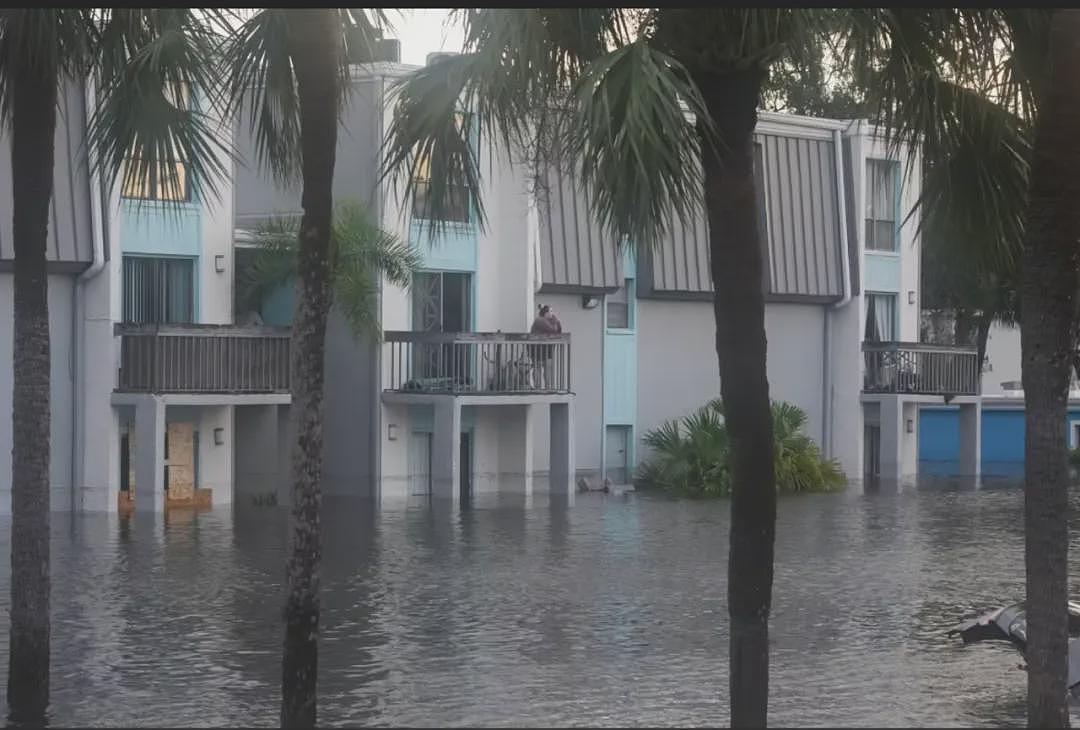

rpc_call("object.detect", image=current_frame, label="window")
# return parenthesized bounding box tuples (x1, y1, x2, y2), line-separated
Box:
(864, 292, 897, 343)
(865, 159, 899, 251)
(411, 113, 471, 223)
(411, 271, 471, 333)
(121, 83, 192, 202)
(122, 256, 195, 324)
(606, 279, 633, 330)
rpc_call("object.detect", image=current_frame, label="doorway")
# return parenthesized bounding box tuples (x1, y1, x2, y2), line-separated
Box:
(408, 431, 433, 496)
(412, 272, 473, 387)
(460, 430, 473, 503)
(605, 425, 631, 484)
(864, 424, 882, 479)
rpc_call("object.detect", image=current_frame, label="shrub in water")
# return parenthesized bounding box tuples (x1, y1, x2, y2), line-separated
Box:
(637, 399, 845, 497)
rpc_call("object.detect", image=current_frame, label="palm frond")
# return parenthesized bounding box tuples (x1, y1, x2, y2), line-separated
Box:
(332, 200, 423, 289)
(567, 39, 714, 251)
(87, 8, 232, 211)
(242, 200, 420, 339)
(219, 9, 300, 185)
(381, 9, 628, 240)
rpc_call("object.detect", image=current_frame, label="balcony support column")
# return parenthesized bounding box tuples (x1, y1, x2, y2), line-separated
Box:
(133, 394, 166, 513)
(549, 400, 575, 494)
(432, 397, 461, 502)
(958, 400, 982, 477)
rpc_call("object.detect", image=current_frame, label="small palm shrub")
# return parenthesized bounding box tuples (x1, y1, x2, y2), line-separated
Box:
(637, 399, 846, 497)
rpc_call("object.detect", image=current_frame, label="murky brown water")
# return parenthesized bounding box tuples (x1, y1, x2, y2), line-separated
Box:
(0, 478, 1076, 727)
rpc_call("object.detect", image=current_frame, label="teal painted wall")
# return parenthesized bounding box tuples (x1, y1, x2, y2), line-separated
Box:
(119, 200, 203, 322)
(864, 252, 900, 293)
(409, 220, 477, 272)
(119, 201, 202, 257)
(603, 247, 637, 476)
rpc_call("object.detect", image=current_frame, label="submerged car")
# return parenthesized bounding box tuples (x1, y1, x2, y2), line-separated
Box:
(949, 601, 1080, 691)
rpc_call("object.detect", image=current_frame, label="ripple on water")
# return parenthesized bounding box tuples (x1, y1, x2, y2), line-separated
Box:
(0, 480, 1073, 726)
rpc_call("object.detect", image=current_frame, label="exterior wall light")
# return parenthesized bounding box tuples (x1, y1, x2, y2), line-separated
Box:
(388, 423, 398, 441)
(906, 419, 914, 434)
(213, 427, 225, 446)
(215, 254, 226, 273)
(907, 290, 916, 304)
(582, 295, 600, 309)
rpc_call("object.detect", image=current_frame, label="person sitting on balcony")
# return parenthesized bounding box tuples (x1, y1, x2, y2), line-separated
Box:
(530, 304, 562, 389)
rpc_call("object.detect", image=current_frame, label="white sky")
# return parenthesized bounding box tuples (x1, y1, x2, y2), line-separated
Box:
(391, 9, 465, 66)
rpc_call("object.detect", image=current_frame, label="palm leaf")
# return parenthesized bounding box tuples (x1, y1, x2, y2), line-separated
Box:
(567, 39, 715, 252)
(242, 200, 420, 339)
(86, 9, 232, 212)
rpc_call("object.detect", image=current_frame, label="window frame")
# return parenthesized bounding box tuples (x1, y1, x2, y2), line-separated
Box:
(605, 277, 635, 332)
(864, 291, 899, 343)
(865, 158, 900, 253)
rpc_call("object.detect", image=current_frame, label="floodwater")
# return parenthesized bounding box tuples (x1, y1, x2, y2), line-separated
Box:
(0, 477, 1076, 727)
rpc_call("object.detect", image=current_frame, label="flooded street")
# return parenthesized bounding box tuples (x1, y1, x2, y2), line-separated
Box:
(0, 478, 1074, 727)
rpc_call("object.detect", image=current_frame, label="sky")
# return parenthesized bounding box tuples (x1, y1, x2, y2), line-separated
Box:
(392, 9, 465, 66)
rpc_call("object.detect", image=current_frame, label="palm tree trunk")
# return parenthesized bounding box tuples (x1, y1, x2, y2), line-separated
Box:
(7, 62, 58, 723)
(1020, 9, 1080, 728)
(280, 9, 340, 729)
(696, 67, 776, 728)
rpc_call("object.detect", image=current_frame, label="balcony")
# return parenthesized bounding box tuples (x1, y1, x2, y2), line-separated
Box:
(384, 331, 571, 395)
(862, 341, 979, 397)
(116, 324, 291, 394)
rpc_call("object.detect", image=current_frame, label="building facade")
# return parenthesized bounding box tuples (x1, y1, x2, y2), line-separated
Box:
(0, 60, 977, 513)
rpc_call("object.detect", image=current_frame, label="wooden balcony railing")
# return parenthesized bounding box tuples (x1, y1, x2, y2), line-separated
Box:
(384, 331, 571, 395)
(862, 341, 979, 396)
(116, 324, 291, 394)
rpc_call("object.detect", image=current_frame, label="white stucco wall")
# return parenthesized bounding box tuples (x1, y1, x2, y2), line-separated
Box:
(476, 142, 533, 332)
(635, 299, 834, 468)
(982, 322, 1022, 395)
(0, 274, 76, 514)
(635, 299, 720, 460)
(531, 293, 604, 476)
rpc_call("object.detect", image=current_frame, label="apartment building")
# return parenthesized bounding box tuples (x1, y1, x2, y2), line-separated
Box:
(0, 59, 978, 514)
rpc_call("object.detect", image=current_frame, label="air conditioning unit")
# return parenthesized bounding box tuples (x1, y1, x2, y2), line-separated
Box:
(345, 27, 401, 65)
(376, 38, 401, 64)
(426, 51, 458, 66)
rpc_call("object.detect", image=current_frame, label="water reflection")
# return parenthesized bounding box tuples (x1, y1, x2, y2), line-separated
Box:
(2, 480, 1080, 725)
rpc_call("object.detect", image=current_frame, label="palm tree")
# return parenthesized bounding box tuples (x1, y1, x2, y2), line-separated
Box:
(0, 10, 225, 721)
(840, 11, 1080, 723)
(239, 199, 422, 338)
(1016, 11, 1080, 725)
(218, 9, 389, 726)
(380, 10, 1005, 725)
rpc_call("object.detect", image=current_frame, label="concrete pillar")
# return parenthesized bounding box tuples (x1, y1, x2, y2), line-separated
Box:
(432, 398, 461, 501)
(549, 400, 575, 494)
(901, 401, 920, 479)
(134, 395, 165, 513)
(958, 401, 982, 477)
(878, 397, 904, 480)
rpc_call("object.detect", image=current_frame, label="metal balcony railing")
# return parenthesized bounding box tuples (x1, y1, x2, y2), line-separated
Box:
(384, 331, 571, 395)
(116, 324, 291, 394)
(862, 341, 979, 396)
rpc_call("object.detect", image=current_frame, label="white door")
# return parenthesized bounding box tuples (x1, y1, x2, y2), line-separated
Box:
(407, 431, 432, 496)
